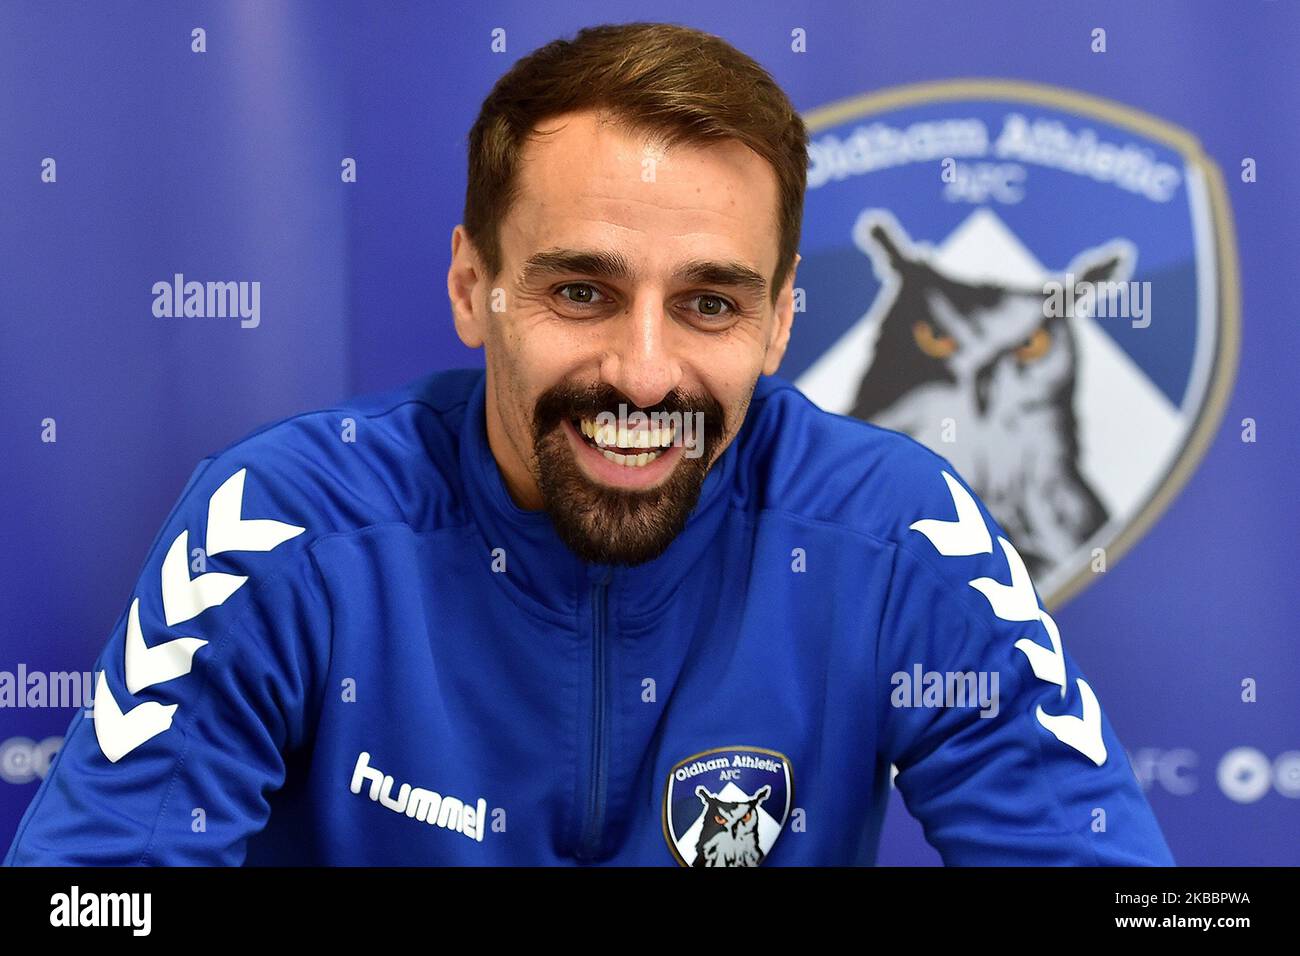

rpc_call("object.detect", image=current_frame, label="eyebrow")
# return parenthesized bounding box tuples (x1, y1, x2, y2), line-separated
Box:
(520, 248, 769, 298)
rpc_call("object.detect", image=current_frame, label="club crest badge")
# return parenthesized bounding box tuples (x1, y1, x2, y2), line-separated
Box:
(662, 746, 793, 867)
(791, 80, 1239, 609)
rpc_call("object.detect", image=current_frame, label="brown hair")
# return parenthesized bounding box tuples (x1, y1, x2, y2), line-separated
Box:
(463, 22, 808, 303)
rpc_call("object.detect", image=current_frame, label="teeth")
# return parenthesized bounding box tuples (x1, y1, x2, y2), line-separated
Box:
(600, 448, 660, 468)
(579, 417, 676, 451)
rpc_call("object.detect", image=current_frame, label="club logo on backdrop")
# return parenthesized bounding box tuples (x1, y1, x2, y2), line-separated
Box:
(663, 746, 793, 867)
(793, 80, 1238, 607)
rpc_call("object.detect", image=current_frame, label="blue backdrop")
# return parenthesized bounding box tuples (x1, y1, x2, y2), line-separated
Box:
(1, 0, 1296, 865)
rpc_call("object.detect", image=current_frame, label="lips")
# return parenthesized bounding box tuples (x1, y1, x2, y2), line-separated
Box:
(559, 416, 683, 490)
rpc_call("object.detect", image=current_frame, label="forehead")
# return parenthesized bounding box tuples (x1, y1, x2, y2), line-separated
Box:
(504, 109, 781, 277)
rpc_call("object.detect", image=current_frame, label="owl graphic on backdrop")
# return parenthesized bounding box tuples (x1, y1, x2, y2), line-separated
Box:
(849, 211, 1134, 579)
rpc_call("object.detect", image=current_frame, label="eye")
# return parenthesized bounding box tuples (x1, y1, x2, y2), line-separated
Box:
(555, 282, 609, 309)
(1014, 327, 1052, 363)
(714, 814, 727, 825)
(742, 811, 753, 823)
(913, 319, 957, 358)
(689, 294, 735, 320)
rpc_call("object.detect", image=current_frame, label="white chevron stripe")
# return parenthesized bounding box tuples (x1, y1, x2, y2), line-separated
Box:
(911, 468, 1107, 766)
(161, 529, 247, 627)
(968, 537, 1041, 622)
(205, 468, 305, 556)
(1035, 678, 1108, 767)
(94, 466, 307, 763)
(124, 597, 208, 695)
(92, 671, 178, 764)
(909, 470, 993, 556)
(1013, 609, 1068, 697)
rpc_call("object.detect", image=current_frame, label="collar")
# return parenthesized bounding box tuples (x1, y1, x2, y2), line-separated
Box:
(457, 369, 740, 629)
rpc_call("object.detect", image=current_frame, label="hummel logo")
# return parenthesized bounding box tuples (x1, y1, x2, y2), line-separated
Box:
(350, 751, 488, 842)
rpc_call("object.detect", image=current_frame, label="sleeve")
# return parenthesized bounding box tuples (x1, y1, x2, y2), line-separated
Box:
(876, 466, 1174, 866)
(3, 455, 332, 866)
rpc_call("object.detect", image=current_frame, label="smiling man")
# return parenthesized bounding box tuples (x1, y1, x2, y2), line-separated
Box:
(6, 22, 1172, 867)
(450, 104, 779, 566)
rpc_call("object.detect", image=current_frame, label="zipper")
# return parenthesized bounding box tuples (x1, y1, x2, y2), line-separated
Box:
(576, 569, 612, 861)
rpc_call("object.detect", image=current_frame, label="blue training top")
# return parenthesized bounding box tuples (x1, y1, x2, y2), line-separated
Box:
(4, 367, 1174, 866)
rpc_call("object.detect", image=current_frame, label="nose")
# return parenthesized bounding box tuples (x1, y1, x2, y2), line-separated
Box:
(598, 297, 681, 410)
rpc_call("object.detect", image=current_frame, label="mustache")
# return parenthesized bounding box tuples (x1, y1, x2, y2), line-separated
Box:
(532, 382, 725, 437)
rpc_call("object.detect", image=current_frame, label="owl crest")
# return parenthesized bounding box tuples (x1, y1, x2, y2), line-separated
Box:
(691, 784, 771, 867)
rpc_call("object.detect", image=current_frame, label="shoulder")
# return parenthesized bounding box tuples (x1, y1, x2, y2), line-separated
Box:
(737, 374, 985, 557)
(739, 379, 1046, 635)
(166, 368, 481, 559)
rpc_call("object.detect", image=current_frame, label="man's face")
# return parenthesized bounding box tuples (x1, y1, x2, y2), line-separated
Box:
(449, 108, 797, 566)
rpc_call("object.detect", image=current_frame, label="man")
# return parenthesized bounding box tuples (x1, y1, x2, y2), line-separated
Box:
(5, 22, 1172, 866)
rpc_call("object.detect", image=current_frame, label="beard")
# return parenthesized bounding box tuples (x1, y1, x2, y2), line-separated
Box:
(530, 381, 728, 566)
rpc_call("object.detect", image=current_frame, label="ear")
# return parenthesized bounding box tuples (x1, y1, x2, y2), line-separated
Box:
(762, 253, 800, 377)
(695, 785, 712, 804)
(448, 224, 487, 350)
(852, 210, 915, 274)
(753, 784, 771, 803)
(1066, 238, 1136, 287)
